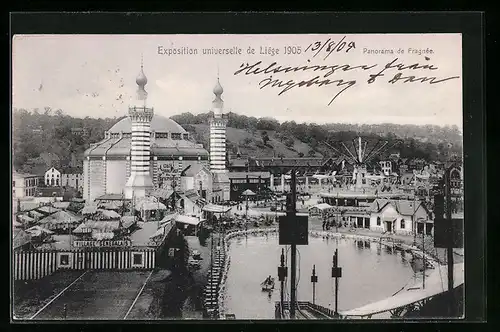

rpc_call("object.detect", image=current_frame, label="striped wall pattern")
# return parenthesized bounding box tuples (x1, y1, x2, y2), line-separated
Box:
(126, 156, 131, 179)
(102, 157, 107, 193)
(209, 118, 227, 173)
(13, 250, 58, 281)
(152, 158, 159, 187)
(13, 248, 157, 281)
(129, 110, 153, 175)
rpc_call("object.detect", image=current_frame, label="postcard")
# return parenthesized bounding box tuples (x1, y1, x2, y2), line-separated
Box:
(12, 32, 465, 321)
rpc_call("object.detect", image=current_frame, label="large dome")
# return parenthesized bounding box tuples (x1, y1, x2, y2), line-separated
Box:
(108, 114, 187, 134)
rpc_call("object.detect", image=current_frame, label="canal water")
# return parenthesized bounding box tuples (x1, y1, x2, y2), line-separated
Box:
(223, 233, 416, 319)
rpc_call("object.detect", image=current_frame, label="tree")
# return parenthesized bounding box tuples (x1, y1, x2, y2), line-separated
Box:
(298, 152, 304, 158)
(308, 150, 316, 157)
(242, 137, 252, 145)
(284, 137, 294, 148)
(261, 131, 270, 145)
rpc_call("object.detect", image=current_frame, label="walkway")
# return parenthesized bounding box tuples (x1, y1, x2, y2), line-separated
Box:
(28, 270, 153, 320)
(339, 262, 464, 318)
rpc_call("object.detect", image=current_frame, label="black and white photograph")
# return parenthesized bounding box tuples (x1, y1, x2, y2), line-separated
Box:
(11, 31, 468, 321)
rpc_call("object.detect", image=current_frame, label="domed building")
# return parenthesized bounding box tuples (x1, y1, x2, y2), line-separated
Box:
(83, 65, 209, 202)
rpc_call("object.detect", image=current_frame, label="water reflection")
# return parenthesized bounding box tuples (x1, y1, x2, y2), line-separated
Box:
(224, 233, 413, 319)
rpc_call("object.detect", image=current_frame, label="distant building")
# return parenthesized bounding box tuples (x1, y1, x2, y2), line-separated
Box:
(379, 161, 393, 176)
(44, 167, 62, 186)
(389, 152, 400, 160)
(369, 199, 432, 236)
(32, 126, 43, 134)
(71, 127, 89, 136)
(61, 167, 83, 191)
(13, 172, 41, 198)
(180, 164, 212, 200)
(228, 171, 271, 201)
(228, 156, 344, 176)
(83, 64, 208, 202)
(208, 77, 231, 201)
(36, 186, 65, 200)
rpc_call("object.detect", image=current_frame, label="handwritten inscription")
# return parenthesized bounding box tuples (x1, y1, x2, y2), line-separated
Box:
(304, 36, 356, 60)
(234, 57, 460, 106)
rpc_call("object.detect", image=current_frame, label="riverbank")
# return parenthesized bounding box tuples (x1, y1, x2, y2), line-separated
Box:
(215, 226, 444, 319)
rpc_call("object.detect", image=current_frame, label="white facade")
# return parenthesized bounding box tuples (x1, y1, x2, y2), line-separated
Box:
(209, 78, 227, 173)
(13, 172, 40, 198)
(61, 173, 83, 190)
(379, 161, 392, 176)
(124, 64, 154, 200)
(369, 201, 430, 236)
(44, 167, 61, 186)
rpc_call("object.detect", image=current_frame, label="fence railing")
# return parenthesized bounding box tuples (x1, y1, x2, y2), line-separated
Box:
(13, 247, 157, 281)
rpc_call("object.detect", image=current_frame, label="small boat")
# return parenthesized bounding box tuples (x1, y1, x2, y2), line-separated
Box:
(188, 258, 201, 269)
(192, 250, 202, 260)
(261, 277, 275, 291)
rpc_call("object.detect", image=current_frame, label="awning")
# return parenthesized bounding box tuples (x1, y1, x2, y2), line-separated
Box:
(26, 225, 54, 237)
(121, 216, 137, 229)
(138, 201, 167, 211)
(161, 213, 178, 225)
(241, 189, 256, 196)
(150, 227, 165, 239)
(98, 201, 123, 210)
(95, 209, 121, 220)
(53, 202, 71, 210)
(81, 205, 98, 215)
(37, 206, 61, 214)
(309, 203, 333, 211)
(18, 214, 35, 223)
(74, 220, 120, 233)
(92, 232, 115, 240)
(175, 214, 202, 226)
(202, 204, 232, 214)
(13, 229, 31, 249)
(29, 210, 45, 219)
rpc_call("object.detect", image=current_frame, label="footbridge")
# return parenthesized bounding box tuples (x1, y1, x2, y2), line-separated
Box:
(339, 262, 464, 318)
(274, 263, 464, 319)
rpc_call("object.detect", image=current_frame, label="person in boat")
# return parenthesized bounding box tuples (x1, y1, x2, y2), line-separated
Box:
(265, 275, 273, 284)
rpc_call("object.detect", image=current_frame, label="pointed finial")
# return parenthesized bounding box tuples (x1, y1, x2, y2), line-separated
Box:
(136, 57, 148, 101)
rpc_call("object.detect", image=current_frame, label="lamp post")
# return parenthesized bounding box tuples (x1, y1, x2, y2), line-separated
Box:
(331, 248, 342, 317)
(422, 225, 426, 289)
(311, 264, 318, 304)
(444, 166, 455, 316)
(277, 248, 287, 316)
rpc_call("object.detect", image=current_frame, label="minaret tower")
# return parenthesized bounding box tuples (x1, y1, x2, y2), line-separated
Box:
(124, 59, 154, 199)
(209, 75, 228, 173)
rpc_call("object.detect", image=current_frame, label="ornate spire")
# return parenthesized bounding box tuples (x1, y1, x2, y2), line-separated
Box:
(136, 55, 148, 101)
(213, 78, 223, 96)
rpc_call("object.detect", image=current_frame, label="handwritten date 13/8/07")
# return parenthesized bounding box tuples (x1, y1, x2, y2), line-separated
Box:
(304, 36, 356, 60)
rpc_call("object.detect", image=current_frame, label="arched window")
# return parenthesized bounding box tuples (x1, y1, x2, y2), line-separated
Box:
(400, 219, 405, 229)
(377, 217, 381, 226)
(50, 178, 54, 186)
(56, 179, 59, 186)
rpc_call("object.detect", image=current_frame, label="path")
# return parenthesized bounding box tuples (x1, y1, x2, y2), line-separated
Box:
(31, 270, 153, 320)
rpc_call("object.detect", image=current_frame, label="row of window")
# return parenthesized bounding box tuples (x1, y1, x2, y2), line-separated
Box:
(108, 132, 190, 140)
(375, 217, 406, 229)
(13, 179, 40, 188)
(25, 188, 36, 197)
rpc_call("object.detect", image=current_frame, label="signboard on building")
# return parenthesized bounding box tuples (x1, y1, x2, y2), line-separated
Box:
(433, 218, 463, 248)
(278, 215, 308, 245)
(73, 240, 132, 247)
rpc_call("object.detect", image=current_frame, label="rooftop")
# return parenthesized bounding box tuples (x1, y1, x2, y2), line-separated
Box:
(108, 114, 187, 134)
(227, 171, 271, 179)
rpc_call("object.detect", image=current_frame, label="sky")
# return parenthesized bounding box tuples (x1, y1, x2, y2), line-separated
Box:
(12, 34, 462, 127)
